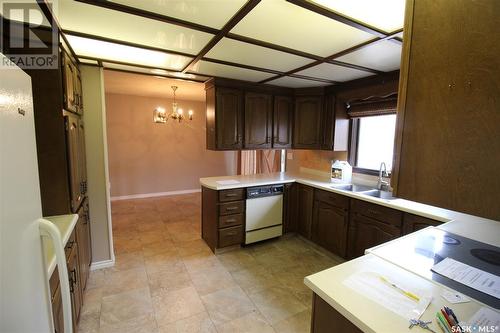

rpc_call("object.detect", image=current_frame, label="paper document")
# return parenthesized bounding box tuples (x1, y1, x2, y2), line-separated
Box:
(467, 307, 500, 331)
(343, 271, 432, 320)
(431, 258, 500, 300)
(216, 180, 240, 185)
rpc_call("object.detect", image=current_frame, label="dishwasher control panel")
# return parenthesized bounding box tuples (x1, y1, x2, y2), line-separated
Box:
(247, 184, 284, 199)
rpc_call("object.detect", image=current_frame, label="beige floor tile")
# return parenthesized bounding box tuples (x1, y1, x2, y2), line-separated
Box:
(78, 302, 101, 333)
(102, 267, 149, 296)
(110, 252, 145, 272)
(113, 236, 143, 255)
(182, 251, 222, 274)
(248, 286, 307, 325)
(231, 265, 279, 294)
(189, 266, 237, 296)
(175, 239, 212, 258)
(142, 239, 177, 257)
(152, 286, 206, 327)
(100, 288, 153, 327)
(148, 265, 191, 294)
(158, 312, 216, 333)
(216, 250, 259, 273)
(272, 310, 311, 333)
(86, 269, 106, 290)
(99, 313, 158, 333)
(144, 251, 183, 275)
(201, 286, 256, 326)
(216, 311, 275, 333)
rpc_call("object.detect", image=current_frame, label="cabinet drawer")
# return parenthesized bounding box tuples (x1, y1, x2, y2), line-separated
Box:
(65, 230, 77, 259)
(218, 226, 243, 248)
(219, 213, 243, 228)
(314, 189, 349, 209)
(219, 188, 245, 202)
(219, 201, 245, 216)
(351, 199, 402, 227)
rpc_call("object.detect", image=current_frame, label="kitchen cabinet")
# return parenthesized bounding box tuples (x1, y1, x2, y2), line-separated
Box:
(67, 242, 81, 333)
(62, 51, 83, 115)
(311, 293, 362, 333)
(76, 200, 91, 291)
(64, 111, 87, 212)
(391, 0, 500, 221)
(206, 86, 244, 150)
(244, 92, 273, 149)
(49, 268, 64, 333)
(202, 187, 245, 252)
(347, 199, 402, 259)
(273, 96, 293, 149)
(297, 184, 314, 239)
(320, 94, 335, 150)
(283, 183, 297, 233)
(312, 189, 349, 258)
(402, 213, 442, 235)
(293, 96, 323, 149)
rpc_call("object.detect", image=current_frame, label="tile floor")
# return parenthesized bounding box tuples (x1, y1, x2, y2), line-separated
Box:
(78, 193, 342, 333)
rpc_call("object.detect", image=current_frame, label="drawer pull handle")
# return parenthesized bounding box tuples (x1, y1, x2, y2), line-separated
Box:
(226, 207, 238, 211)
(367, 209, 380, 216)
(226, 232, 237, 236)
(225, 219, 236, 223)
(225, 193, 237, 197)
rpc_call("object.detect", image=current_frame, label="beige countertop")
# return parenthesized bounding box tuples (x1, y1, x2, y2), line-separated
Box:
(200, 171, 499, 246)
(42, 214, 78, 276)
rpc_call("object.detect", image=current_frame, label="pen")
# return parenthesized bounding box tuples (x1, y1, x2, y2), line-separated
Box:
(379, 275, 420, 302)
(441, 309, 455, 329)
(445, 306, 463, 332)
(436, 314, 450, 333)
(437, 312, 452, 333)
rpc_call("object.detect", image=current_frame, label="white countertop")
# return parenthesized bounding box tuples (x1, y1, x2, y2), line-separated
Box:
(200, 172, 500, 244)
(42, 214, 78, 276)
(304, 254, 492, 333)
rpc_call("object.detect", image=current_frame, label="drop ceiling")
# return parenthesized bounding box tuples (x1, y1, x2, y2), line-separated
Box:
(51, 0, 405, 88)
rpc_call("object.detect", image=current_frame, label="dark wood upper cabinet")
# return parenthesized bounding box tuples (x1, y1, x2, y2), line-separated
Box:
(62, 51, 83, 115)
(293, 96, 323, 149)
(392, 0, 500, 221)
(273, 96, 293, 149)
(321, 94, 335, 150)
(206, 86, 244, 150)
(244, 92, 273, 149)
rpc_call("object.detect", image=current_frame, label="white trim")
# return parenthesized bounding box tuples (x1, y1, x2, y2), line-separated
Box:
(90, 259, 115, 271)
(111, 189, 201, 201)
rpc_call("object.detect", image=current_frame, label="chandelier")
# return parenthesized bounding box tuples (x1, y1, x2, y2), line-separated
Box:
(153, 86, 193, 123)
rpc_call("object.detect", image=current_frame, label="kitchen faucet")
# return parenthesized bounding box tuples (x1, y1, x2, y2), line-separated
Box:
(377, 162, 390, 191)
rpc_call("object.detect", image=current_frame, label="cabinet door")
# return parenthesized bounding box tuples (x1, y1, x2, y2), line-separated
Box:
(293, 96, 323, 149)
(321, 94, 335, 150)
(77, 119, 87, 196)
(347, 214, 400, 259)
(74, 68, 83, 115)
(273, 96, 293, 149)
(244, 92, 272, 149)
(216, 88, 243, 149)
(283, 183, 297, 233)
(297, 184, 314, 239)
(76, 203, 91, 291)
(62, 52, 77, 113)
(402, 213, 442, 235)
(67, 247, 82, 332)
(312, 201, 348, 258)
(64, 113, 82, 212)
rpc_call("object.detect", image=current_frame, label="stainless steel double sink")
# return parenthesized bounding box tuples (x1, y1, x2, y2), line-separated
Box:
(330, 184, 396, 200)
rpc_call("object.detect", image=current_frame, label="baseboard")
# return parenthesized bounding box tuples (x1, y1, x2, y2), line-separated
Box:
(90, 259, 115, 271)
(111, 189, 201, 201)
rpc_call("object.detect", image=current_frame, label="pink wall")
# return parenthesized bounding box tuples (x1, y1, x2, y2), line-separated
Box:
(105, 93, 238, 197)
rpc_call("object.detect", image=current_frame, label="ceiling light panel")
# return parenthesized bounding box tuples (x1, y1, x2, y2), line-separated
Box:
(267, 76, 330, 88)
(309, 0, 405, 33)
(205, 38, 313, 72)
(109, 0, 248, 29)
(57, 0, 213, 55)
(189, 61, 274, 82)
(102, 62, 209, 81)
(336, 40, 402, 71)
(297, 63, 373, 81)
(231, 0, 374, 57)
(66, 35, 192, 71)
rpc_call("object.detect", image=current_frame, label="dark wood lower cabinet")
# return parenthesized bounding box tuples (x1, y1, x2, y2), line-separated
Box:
(283, 183, 297, 233)
(311, 293, 362, 333)
(297, 184, 314, 239)
(67, 244, 82, 333)
(403, 213, 442, 235)
(312, 201, 348, 258)
(76, 200, 91, 291)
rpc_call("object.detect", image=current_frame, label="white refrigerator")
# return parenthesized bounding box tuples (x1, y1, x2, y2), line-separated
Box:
(0, 53, 71, 332)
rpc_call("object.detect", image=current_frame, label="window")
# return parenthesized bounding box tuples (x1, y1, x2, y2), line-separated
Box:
(350, 114, 397, 173)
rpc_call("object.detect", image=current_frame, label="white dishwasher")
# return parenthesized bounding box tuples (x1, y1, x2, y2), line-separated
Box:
(245, 184, 283, 244)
